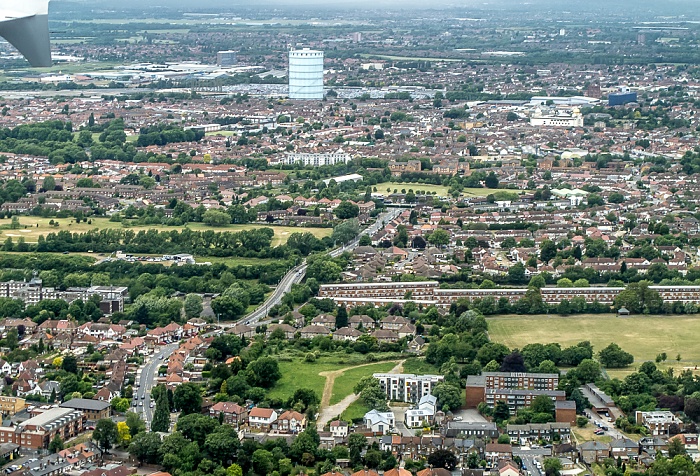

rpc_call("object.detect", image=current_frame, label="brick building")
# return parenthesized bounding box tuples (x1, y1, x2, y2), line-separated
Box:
(0, 407, 84, 449)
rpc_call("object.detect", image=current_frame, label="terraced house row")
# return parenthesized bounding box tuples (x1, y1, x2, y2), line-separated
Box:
(318, 281, 700, 308)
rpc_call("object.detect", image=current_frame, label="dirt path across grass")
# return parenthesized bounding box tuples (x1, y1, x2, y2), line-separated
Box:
(316, 359, 404, 430)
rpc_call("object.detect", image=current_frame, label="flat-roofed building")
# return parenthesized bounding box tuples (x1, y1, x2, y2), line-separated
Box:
(0, 407, 84, 449)
(373, 373, 444, 404)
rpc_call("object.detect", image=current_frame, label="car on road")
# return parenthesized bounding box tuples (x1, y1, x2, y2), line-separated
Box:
(594, 429, 605, 435)
(141, 395, 145, 399)
(139, 402, 143, 406)
(453, 416, 463, 421)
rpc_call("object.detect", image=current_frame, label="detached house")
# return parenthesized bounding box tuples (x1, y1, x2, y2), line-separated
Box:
(210, 401, 247, 427)
(248, 407, 278, 430)
(277, 410, 306, 433)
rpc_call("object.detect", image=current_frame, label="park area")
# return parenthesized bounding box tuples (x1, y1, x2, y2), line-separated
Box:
(266, 354, 406, 425)
(0, 216, 332, 247)
(487, 314, 700, 377)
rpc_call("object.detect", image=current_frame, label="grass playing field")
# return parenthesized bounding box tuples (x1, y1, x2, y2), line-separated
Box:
(487, 314, 700, 372)
(0, 216, 331, 247)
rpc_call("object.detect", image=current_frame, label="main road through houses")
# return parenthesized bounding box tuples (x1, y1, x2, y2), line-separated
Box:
(239, 207, 405, 327)
(134, 342, 179, 429)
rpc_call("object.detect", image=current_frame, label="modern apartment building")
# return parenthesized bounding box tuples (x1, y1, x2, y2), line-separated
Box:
(466, 372, 562, 411)
(373, 373, 444, 404)
(0, 279, 127, 314)
(0, 407, 84, 449)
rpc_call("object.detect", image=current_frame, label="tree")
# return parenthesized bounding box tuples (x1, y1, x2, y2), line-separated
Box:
(93, 418, 118, 452)
(49, 435, 63, 453)
(203, 425, 240, 464)
(335, 201, 360, 219)
(493, 401, 510, 423)
(348, 433, 366, 466)
(202, 209, 231, 227)
(508, 262, 526, 284)
(613, 281, 662, 314)
(125, 411, 146, 438)
(501, 351, 527, 372)
(431, 383, 463, 412)
(184, 294, 203, 319)
(336, 305, 348, 329)
(427, 229, 450, 247)
(151, 386, 171, 432)
(530, 394, 555, 416)
(540, 240, 557, 263)
(42, 176, 56, 192)
(543, 457, 563, 476)
(111, 397, 129, 413)
(117, 421, 132, 446)
(173, 383, 203, 415)
(485, 171, 499, 189)
(598, 343, 634, 368)
(427, 449, 458, 470)
(576, 359, 601, 383)
(128, 432, 162, 464)
(359, 234, 372, 246)
(252, 449, 274, 475)
(528, 275, 546, 290)
(355, 377, 389, 411)
(62, 354, 78, 374)
(331, 218, 360, 244)
(667, 437, 687, 458)
(246, 357, 281, 388)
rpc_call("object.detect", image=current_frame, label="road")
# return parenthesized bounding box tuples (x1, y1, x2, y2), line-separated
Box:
(584, 408, 624, 440)
(237, 207, 404, 327)
(518, 453, 546, 476)
(133, 343, 179, 428)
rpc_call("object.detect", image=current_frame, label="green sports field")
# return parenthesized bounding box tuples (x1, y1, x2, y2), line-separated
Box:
(0, 216, 331, 247)
(487, 314, 700, 371)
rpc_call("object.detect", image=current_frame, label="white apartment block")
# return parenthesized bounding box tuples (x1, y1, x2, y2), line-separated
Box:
(279, 150, 351, 166)
(374, 373, 444, 404)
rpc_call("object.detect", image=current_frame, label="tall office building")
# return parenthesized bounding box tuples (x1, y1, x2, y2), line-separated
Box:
(288, 48, 324, 100)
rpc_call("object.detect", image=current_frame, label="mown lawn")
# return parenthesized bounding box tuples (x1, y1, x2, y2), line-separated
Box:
(341, 400, 370, 423)
(0, 216, 331, 246)
(266, 358, 345, 402)
(487, 314, 700, 368)
(329, 361, 398, 405)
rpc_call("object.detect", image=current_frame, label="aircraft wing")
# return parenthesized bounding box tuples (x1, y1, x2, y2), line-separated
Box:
(0, 0, 51, 67)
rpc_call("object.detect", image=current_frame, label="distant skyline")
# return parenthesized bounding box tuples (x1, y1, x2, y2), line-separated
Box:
(60, 0, 700, 14)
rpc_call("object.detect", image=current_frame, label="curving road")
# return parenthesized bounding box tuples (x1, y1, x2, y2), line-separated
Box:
(236, 207, 404, 327)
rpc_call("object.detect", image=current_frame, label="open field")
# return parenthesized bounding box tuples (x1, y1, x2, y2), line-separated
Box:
(378, 182, 515, 198)
(487, 314, 700, 370)
(0, 216, 331, 247)
(267, 355, 401, 404)
(329, 361, 398, 405)
(266, 358, 343, 402)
